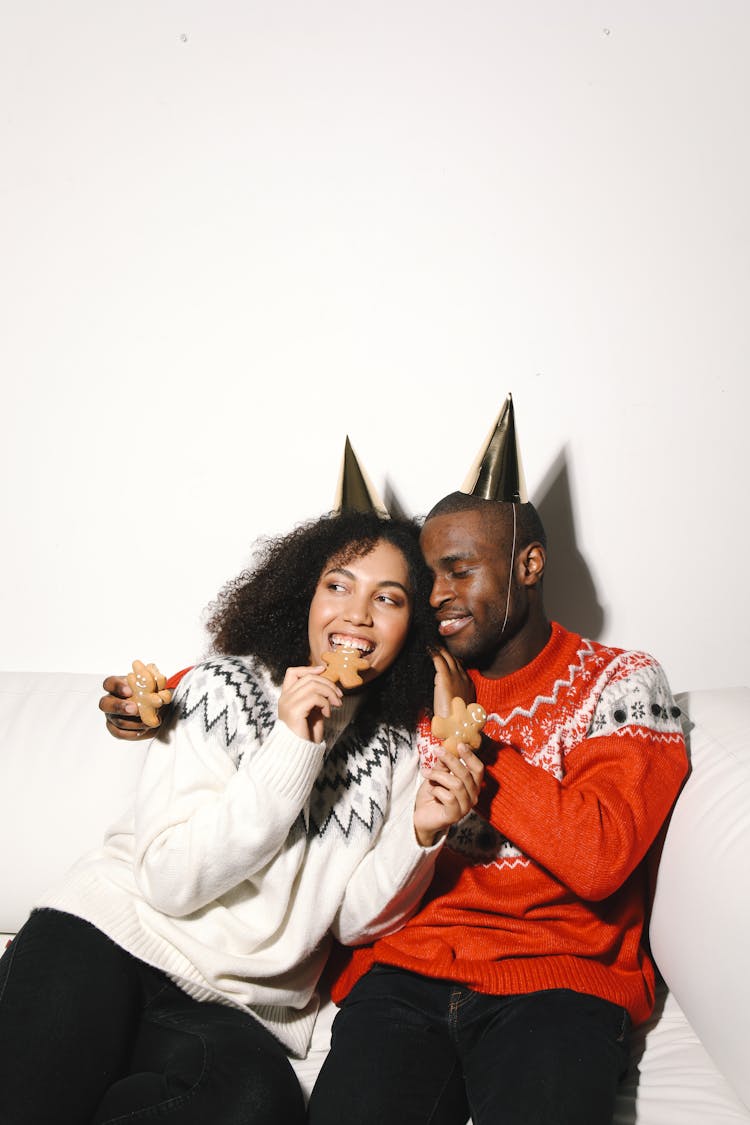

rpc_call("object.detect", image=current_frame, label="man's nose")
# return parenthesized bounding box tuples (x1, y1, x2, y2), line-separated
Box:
(429, 574, 453, 608)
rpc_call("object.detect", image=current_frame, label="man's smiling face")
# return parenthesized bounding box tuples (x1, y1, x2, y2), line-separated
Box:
(419, 508, 521, 672)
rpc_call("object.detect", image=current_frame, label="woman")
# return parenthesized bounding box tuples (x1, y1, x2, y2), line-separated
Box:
(0, 510, 483, 1125)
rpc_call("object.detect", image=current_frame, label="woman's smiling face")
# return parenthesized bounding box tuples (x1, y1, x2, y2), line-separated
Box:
(307, 540, 413, 686)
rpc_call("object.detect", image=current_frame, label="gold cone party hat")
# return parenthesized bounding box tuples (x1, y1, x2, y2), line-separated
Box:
(333, 437, 389, 516)
(460, 393, 528, 503)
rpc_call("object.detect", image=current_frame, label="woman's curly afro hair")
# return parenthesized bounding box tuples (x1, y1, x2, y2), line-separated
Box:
(205, 510, 439, 734)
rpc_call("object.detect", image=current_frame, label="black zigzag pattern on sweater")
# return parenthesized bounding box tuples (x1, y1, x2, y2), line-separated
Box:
(307, 726, 412, 840)
(174, 657, 276, 762)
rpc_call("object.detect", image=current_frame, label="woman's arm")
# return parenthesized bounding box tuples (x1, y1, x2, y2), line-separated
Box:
(332, 730, 483, 945)
(132, 662, 326, 916)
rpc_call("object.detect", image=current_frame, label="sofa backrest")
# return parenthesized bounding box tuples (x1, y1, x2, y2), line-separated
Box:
(0, 671, 145, 933)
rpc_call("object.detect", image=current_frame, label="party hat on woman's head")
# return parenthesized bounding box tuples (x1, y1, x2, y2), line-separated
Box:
(333, 436, 389, 516)
(460, 393, 528, 503)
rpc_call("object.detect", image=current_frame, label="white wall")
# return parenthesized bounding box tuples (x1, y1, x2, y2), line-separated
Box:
(2, 0, 748, 693)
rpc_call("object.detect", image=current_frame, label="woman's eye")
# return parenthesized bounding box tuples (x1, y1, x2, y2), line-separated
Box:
(376, 593, 405, 608)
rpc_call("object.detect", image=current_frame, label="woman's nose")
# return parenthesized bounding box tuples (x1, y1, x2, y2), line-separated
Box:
(345, 596, 372, 626)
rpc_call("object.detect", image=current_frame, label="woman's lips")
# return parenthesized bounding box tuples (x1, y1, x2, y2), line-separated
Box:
(329, 632, 375, 655)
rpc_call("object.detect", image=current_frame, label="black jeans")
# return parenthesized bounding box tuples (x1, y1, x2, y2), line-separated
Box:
(308, 964, 631, 1125)
(0, 909, 305, 1125)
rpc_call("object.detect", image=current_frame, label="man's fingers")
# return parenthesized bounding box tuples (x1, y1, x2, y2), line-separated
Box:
(101, 674, 132, 698)
(104, 715, 151, 741)
(98, 692, 138, 717)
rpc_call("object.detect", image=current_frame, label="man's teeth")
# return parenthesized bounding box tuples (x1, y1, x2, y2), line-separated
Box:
(330, 634, 374, 655)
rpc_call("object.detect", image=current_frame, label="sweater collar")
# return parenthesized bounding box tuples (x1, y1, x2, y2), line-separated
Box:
(468, 621, 581, 711)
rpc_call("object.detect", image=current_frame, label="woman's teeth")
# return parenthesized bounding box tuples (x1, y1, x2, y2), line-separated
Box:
(330, 634, 374, 655)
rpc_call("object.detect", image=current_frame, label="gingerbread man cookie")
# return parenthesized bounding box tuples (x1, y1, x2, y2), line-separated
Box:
(126, 659, 172, 728)
(431, 697, 487, 756)
(321, 648, 371, 689)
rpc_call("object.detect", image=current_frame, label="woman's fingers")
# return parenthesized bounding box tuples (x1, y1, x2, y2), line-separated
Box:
(413, 743, 485, 845)
(432, 745, 484, 807)
(278, 666, 344, 739)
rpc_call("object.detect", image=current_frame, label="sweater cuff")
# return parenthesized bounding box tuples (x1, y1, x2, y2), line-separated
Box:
(381, 794, 444, 878)
(243, 719, 326, 806)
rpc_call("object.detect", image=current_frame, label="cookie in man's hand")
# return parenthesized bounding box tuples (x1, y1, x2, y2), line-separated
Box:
(431, 697, 487, 755)
(126, 660, 172, 728)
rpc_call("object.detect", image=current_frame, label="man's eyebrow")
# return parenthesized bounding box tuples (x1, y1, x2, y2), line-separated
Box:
(323, 567, 410, 594)
(437, 552, 475, 567)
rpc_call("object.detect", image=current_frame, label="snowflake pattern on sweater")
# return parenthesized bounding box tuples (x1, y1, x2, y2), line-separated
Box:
(418, 638, 684, 867)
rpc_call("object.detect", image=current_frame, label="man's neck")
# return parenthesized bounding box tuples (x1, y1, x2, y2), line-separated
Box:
(473, 615, 552, 680)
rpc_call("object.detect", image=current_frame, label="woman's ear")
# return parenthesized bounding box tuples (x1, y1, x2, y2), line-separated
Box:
(519, 543, 546, 586)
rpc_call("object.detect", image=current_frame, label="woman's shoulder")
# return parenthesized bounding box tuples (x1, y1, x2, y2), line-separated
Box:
(170, 655, 280, 746)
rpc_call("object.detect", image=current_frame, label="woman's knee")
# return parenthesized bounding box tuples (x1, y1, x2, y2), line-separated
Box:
(101, 1001, 306, 1125)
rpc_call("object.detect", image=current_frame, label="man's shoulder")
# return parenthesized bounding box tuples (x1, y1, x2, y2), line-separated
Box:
(558, 625, 667, 679)
(552, 625, 678, 706)
(543, 627, 683, 741)
(582, 636, 668, 681)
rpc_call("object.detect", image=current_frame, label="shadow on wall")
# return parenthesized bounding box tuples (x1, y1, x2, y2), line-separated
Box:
(384, 447, 605, 641)
(534, 447, 605, 640)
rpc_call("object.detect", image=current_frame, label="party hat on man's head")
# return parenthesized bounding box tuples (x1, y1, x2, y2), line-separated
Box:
(460, 393, 528, 503)
(333, 436, 389, 516)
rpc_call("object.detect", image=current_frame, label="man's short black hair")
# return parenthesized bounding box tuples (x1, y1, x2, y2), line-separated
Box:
(425, 492, 547, 551)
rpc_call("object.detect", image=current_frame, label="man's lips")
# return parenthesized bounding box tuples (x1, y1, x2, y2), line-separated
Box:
(436, 614, 472, 637)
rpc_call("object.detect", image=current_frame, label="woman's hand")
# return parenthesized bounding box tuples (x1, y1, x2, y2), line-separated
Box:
(277, 665, 344, 742)
(99, 674, 154, 741)
(431, 647, 475, 718)
(413, 743, 484, 847)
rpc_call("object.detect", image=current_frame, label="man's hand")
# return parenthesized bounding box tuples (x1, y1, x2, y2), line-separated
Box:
(99, 675, 155, 741)
(431, 647, 475, 718)
(413, 743, 484, 847)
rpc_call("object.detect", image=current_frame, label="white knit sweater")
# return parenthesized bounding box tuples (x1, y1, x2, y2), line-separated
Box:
(39, 656, 441, 1057)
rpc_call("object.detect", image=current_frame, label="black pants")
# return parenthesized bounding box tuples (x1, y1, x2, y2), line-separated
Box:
(0, 909, 305, 1125)
(308, 964, 631, 1125)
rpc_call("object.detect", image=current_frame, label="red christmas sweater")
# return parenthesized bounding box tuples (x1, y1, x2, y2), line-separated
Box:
(329, 622, 688, 1026)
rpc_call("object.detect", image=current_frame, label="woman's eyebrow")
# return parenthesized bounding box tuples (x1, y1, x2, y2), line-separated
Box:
(323, 567, 410, 595)
(375, 580, 410, 595)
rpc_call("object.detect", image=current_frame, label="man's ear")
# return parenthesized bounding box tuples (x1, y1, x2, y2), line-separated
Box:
(519, 543, 546, 586)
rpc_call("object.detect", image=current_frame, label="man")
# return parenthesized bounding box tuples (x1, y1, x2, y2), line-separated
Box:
(102, 399, 688, 1125)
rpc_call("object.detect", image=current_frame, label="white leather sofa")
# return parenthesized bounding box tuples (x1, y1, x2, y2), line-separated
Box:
(1, 671, 749, 1123)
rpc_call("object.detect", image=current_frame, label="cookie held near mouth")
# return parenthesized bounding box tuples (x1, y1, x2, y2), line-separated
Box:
(321, 648, 371, 688)
(431, 697, 487, 755)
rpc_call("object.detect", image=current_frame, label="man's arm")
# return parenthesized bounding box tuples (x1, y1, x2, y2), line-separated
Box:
(477, 661, 688, 900)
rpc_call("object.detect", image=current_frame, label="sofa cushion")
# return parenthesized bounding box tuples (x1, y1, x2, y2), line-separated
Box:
(649, 686, 750, 1113)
